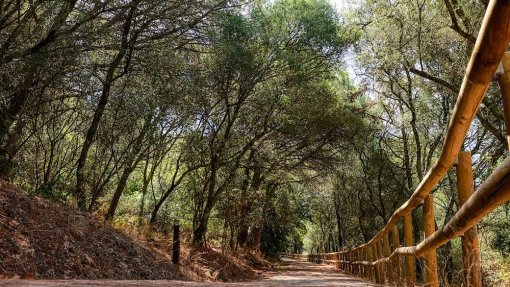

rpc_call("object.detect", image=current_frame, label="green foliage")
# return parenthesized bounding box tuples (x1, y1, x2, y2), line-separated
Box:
(260, 184, 308, 256)
(34, 181, 69, 203)
(492, 221, 510, 257)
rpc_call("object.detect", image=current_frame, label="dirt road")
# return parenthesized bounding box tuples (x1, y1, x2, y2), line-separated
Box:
(0, 258, 373, 287)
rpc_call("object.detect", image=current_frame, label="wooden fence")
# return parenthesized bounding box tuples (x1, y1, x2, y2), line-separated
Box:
(302, 1, 510, 286)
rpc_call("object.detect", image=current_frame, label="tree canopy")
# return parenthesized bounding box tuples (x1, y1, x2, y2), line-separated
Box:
(1, 0, 509, 285)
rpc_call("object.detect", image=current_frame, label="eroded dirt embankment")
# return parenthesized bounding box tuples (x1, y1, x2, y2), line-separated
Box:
(0, 180, 181, 280)
(0, 180, 272, 282)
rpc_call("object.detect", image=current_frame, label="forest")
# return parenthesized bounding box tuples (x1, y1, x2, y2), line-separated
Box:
(1, 0, 509, 286)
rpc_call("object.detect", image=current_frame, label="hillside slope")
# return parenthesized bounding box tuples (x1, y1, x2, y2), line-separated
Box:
(0, 180, 182, 280)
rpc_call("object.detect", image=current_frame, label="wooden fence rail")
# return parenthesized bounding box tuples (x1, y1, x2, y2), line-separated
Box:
(298, 1, 510, 286)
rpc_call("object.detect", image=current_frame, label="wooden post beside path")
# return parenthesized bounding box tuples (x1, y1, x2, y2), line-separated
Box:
(456, 152, 482, 287)
(172, 224, 180, 265)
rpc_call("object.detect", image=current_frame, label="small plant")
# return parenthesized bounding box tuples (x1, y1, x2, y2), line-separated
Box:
(34, 181, 68, 203)
(491, 222, 510, 257)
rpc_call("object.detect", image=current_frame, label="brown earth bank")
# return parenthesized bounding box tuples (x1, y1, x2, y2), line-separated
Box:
(0, 180, 270, 281)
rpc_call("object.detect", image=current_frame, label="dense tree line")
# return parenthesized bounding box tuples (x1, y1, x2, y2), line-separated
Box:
(0, 0, 363, 253)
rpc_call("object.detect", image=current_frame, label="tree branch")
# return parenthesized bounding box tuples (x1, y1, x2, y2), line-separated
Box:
(442, 0, 477, 43)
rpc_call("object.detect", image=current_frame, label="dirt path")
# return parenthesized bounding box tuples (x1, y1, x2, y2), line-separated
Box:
(0, 258, 374, 287)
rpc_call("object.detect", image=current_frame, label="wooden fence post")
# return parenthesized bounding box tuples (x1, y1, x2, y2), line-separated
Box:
(357, 249, 362, 276)
(373, 244, 379, 284)
(350, 251, 354, 274)
(358, 249, 362, 276)
(457, 151, 482, 287)
(172, 223, 180, 265)
(391, 225, 403, 287)
(367, 244, 375, 282)
(364, 248, 369, 279)
(423, 195, 439, 287)
(359, 249, 363, 277)
(344, 252, 347, 272)
(364, 247, 370, 280)
(342, 252, 345, 271)
(350, 251, 353, 274)
(383, 233, 392, 283)
(349, 250, 356, 275)
(373, 244, 379, 283)
(374, 240, 384, 284)
(347, 251, 351, 273)
(404, 213, 416, 287)
(361, 248, 366, 278)
(358, 249, 363, 277)
(350, 251, 354, 275)
(353, 250, 358, 276)
(497, 52, 510, 150)
(343, 252, 347, 271)
(334, 252, 339, 270)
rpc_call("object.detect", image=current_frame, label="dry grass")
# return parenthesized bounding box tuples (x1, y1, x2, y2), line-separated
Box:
(111, 220, 274, 282)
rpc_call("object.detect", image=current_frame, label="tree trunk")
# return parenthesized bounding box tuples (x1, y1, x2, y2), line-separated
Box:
(105, 113, 153, 220)
(336, 216, 344, 249)
(88, 184, 106, 212)
(0, 67, 37, 178)
(138, 159, 152, 223)
(237, 157, 261, 248)
(105, 166, 133, 220)
(74, 3, 137, 209)
(192, 215, 209, 246)
(150, 162, 193, 223)
(149, 186, 176, 224)
(0, 1, 78, 177)
(333, 190, 344, 248)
